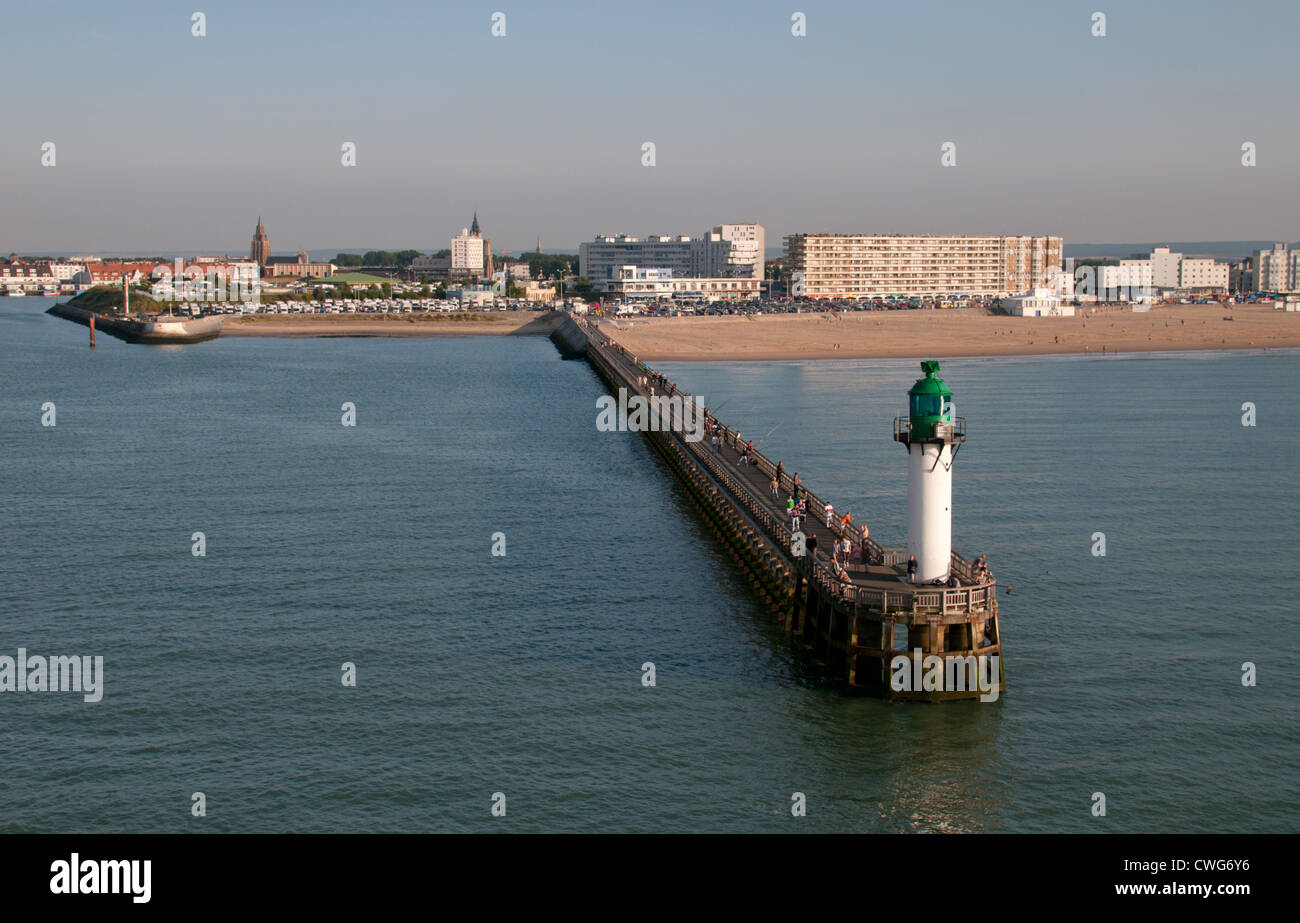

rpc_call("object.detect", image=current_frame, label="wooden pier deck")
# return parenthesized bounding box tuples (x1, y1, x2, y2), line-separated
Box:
(557, 313, 1004, 701)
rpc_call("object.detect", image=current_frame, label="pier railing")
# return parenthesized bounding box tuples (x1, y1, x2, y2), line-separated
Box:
(577, 318, 993, 618)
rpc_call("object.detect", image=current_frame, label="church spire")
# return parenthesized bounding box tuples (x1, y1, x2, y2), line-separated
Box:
(470, 212, 480, 237)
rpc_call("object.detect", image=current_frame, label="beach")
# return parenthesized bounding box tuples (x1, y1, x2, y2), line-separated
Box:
(220, 310, 553, 338)
(597, 303, 1300, 361)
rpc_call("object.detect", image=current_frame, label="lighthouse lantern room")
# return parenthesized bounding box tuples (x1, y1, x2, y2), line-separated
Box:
(894, 361, 966, 583)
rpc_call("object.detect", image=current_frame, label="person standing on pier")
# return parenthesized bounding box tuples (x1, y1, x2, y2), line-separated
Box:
(840, 511, 853, 536)
(824, 500, 834, 528)
(807, 532, 819, 561)
(775, 461, 784, 486)
(769, 475, 780, 499)
(792, 473, 801, 500)
(907, 554, 918, 583)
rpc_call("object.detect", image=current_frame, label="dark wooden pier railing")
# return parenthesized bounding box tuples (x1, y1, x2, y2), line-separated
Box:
(563, 314, 1003, 701)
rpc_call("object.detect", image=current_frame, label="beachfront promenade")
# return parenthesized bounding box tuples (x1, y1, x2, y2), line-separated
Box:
(557, 314, 1004, 700)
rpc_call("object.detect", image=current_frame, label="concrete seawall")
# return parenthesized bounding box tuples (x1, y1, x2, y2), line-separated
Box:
(548, 313, 590, 358)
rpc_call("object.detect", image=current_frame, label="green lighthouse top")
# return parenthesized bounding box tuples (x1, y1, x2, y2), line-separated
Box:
(907, 360, 953, 438)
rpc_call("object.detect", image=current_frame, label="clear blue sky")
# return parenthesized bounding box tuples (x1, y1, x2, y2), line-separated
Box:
(2, 0, 1296, 254)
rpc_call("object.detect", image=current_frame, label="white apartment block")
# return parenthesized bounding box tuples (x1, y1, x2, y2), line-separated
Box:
(451, 228, 486, 275)
(1254, 243, 1293, 292)
(579, 223, 765, 284)
(781, 234, 1063, 298)
(601, 265, 761, 301)
(1095, 260, 1154, 298)
(694, 224, 765, 279)
(1178, 258, 1229, 292)
(1148, 247, 1228, 292)
(1150, 247, 1183, 288)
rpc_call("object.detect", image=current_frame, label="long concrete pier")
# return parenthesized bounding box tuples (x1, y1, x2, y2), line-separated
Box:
(552, 313, 1004, 701)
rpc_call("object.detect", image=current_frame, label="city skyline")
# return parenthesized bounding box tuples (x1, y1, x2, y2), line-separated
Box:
(3, 0, 1298, 252)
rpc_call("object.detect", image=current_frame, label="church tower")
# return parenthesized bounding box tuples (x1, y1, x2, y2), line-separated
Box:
(250, 217, 270, 267)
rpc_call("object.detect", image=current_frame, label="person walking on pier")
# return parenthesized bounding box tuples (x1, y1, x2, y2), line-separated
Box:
(807, 533, 819, 560)
(790, 500, 801, 532)
(792, 473, 801, 498)
(746, 440, 754, 463)
(738, 441, 750, 466)
(769, 475, 780, 499)
(775, 461, 784, 487)
(907, 554, 918, 584)
(824, 500, 834, 528)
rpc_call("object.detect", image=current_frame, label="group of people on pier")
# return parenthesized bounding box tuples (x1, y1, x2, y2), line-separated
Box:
(589, 323, 996, 597)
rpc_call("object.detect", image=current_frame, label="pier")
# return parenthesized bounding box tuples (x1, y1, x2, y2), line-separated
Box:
(552, 313, 1004, 701)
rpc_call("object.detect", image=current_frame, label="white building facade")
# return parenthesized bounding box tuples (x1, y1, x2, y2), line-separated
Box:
(1254, 243, 1293, 292)
(451, 229, 486, 276)
(1150, 247, 1183, 288)
(579, 223, 765, 285)
(1178, 258, 1229, 292)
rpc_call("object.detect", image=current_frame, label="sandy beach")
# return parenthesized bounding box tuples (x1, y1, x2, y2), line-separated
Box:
(595, 303, 1300, 361)
(221, 310, 553, 338)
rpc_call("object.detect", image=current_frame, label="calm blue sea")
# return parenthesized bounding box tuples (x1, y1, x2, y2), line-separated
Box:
(1, 297, 1296, 833)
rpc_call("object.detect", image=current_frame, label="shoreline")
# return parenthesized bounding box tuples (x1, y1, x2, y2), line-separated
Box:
(592, 303, 1300, 362)
(143, 303, 1300, 360)
(219, 310, 556, 338)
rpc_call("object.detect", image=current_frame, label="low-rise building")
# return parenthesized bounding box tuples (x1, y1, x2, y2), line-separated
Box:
(600, 265, 762, 301)
(1003, 287, 1073, 316)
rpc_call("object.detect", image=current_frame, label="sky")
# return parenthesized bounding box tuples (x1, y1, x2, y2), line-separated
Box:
(2, 0, 1297, 255)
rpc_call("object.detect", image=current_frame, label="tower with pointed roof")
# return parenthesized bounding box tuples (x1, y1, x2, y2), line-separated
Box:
(250, 217, 270, 267)
(470, 212, 481, 237)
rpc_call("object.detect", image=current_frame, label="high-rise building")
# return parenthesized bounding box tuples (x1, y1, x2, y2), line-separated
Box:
(781, 234, 1063, 298)
(1255, 243, 1292, 292)
(579, 223, 765, 284)
(451, 214, 486, 276)
(250, 217, 270, 267)
(1150, 247, 1182, 288)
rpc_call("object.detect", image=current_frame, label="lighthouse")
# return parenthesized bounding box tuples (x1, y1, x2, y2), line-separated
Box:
(894, 361, 965, 583)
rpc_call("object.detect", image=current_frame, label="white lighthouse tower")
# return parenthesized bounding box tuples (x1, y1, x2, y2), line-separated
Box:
(894, 361, 965, 583)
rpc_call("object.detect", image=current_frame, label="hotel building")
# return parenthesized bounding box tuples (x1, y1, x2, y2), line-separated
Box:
(451, 213, 491, 277)
(781, 234, 1063, 298)
(1254, 243, 1295, 292)
(602, 266, 762, 301)
(579, 223, 765, 285)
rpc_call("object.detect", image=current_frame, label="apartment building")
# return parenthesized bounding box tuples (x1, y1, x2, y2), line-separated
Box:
(781, 234, 1063, 298)
(579, 223, 765, 284)
(1178, 257, 1229, 292)
(1254, 243, 1294, 292)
